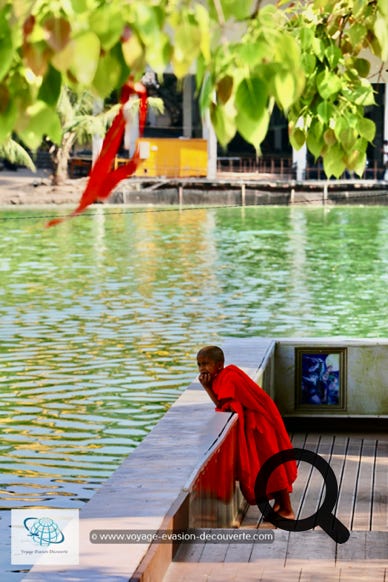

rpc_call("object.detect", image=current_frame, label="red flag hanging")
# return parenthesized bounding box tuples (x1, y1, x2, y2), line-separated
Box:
(46, 81, 147, 227)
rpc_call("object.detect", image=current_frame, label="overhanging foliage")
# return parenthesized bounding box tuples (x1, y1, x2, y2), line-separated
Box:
(0, 0, 387, 177)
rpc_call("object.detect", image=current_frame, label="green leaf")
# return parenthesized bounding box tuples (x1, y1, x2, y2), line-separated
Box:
(145, 32, 172, 74)
(275, 33, 301, 71)
(258, 4, 281, 28)
(121, 34, 146, 72)
(317, 101, 334, 123)
(323, 128, 336, 146)
(312, 37, 326, 62)
(195, 54, 206, 95)
(70, 0, 89, 13)
(352, 58, 370, 78)
(289, 126, 306, 150)
(236, 41, 269, 68)
(334, 115, 357, 141)
(358, 117, 376, 142)
(274, 71, 296, 111)
(378, 0, 388, 16)
(52, 32, 101, 85)
(134, 5, 163, 46)
(70, 32, 100, 85)
(374, 15, 388, 60)
(199, 73, 214, 112)
(210, 101, 236, 148)
(299, 27, 314, 51)
(111, 43, 131, 88)
(92, 52, 122, 98)
(302, 53, 317, 76)
(0, 99, 17, 144)
(38, 65, 62, 107)
(171, 15, 200, 78)
(89, 6, 124, 50)
(323, 143, 346, 178)
(344, 142, 367, 176)
(306, 119, 324, 159)
(235, 78, 267, 121)
(347, 23, 367, 46)
(195, 3, 210, 63)
(316, 70, 342, 99)
(338, 127, 357, 152)
(324, 44, 341, 68)
(18, 101, 62, 149)
(221, 0, 253, 21)
(236, 106, 270, 152)
(344, 79, 375, 106)
(0, 8, 13, 82)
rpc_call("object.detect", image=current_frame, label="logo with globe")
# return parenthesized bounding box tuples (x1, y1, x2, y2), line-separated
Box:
(23, 516, 65, 547)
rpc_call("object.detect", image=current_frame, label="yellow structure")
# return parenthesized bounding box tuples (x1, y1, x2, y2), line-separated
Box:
(133, 137, 208, 178)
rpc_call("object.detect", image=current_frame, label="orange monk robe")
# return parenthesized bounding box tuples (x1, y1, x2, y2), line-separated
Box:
(212, 365, 297, 505)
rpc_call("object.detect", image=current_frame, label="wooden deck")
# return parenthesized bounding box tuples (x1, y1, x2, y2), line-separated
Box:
(163, 433, 388, 581)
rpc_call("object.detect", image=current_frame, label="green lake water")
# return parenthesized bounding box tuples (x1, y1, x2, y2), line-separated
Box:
(0, 205, 387, 515)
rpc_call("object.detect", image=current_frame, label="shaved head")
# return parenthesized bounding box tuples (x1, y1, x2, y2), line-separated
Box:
(197, 346, 225, 364)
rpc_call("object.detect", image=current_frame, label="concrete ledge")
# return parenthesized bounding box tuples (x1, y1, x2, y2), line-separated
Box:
(109, 178, 388, 207)
(25, 337, 275, 582)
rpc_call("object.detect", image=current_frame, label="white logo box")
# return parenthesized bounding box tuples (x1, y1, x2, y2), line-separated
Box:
(11, 508, 79, 565)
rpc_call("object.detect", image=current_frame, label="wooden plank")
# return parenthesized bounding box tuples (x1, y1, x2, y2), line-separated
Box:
(336, 531, 366, 562)
(290, 433, 307, 448)
(198, 540, 229, 563)
(259, 565, 303, 582)
(298, 435, 334, 525)
(352, 439, 377, 531)
(299, 567, 340, 582)
(163, 561, 216, 581)
(292, 433, 321, 522)
(224, 541, 254, 563)
(164, 561, 386, 582)
(365, 531, 388, 560)
(209, 565, 264, 582)
(285, 531, 336, 566)
(314, 434, 338, 514)
(299, 564, 385, 582)
(241, 504, 261, 528)
(249, 529, 289, 563)
(172, 539, 204, 563)
(325, 435, 349, 524)
(335, 438, 363, 531)
(371, 440, 388, 532)
(338, 565, 386, 581)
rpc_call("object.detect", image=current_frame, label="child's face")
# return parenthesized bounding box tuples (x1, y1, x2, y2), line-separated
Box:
(197, 353, 223, 378)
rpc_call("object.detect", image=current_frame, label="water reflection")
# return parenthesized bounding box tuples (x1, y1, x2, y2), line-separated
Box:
(0, 205, 387, 513)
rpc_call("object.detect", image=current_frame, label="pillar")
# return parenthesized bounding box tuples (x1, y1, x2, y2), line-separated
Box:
(124, 96, 139, 157)
(292, 143, 307, 181)
(183, 76, 193, 138)
(92, 98, 104, 165)
(202, 109, 217, 180)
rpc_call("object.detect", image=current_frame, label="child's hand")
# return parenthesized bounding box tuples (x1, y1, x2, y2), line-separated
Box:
(198, 372, 212, 389)
(198, 372, 219, 406)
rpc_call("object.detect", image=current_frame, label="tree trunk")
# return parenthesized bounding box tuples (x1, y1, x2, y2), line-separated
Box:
(50, 132, 76, 186)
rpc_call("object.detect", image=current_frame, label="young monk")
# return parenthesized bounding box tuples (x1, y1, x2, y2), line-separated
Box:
(197, 345, 296, 519)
